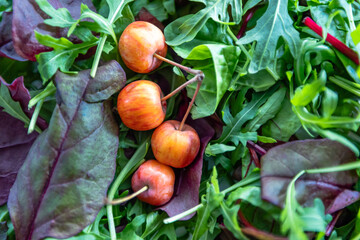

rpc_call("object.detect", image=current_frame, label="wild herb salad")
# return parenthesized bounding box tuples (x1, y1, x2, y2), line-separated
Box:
(0, 0, 360, 239)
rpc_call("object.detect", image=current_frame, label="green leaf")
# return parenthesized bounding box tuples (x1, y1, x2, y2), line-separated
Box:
(351, 23, 360, 46)
(185, 44, 240, 118)
(34, 0, 76, 27)
(237, 0, 301, 77)
(165, 0, 241, 46)
(35, 32, 98, 82)
(291, 78, 326, 106)
(215, 88, 277, 144)
(321, 88, 338, 118)
(118, 215, 146, 239)
(244, 87, 286, 132)
(280, 171, 308, 240)
(107, 0, 134, 23)
(69, 4, 116, 42)
(141, 212, 167, 239)
(192, 168, 224, 240)
(205, 143, 236, 156)
(0, 84, 32, 129)
(262, 97, 302, 141)
(219, 203, 247, 240)
(257, 136, 277, 143)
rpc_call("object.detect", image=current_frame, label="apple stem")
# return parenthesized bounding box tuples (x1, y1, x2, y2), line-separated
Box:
(107, 185, 149, 205)
(153, 53, 202, 76)
(178, 80, 202, 131)
(153, 52, 205, 131)
(161, 75, 198, 101)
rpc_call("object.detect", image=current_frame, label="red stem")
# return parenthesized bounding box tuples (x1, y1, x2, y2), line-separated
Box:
(249, 148, 260, 168)
(246, 141, 267, 156)
(303, 17, 359, 65)
(237, 7, 258, 39)
(325, 210, 342, 236)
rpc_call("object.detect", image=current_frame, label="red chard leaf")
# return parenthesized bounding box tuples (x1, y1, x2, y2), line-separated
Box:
(159, 97, 215, 220)
(7, 61, 126, 239)
(261, 139, 360, 214)
(0, 12, 27, 61)
(12, 0, 95, 61)
(0, 76, 46, 205)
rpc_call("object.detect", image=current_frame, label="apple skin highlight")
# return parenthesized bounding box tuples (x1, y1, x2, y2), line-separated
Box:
(151, 120, 200, 168)
(117, 80, 166, 131)
(119, 21, 167, 73)
(131, 160, 175, 206)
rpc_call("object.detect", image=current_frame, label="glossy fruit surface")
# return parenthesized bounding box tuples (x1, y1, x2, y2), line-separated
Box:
(119, 21, 167, 73)
(131, 160, 175, 206)
(117, 80, 166, 131)
(151, 120, 200, 168)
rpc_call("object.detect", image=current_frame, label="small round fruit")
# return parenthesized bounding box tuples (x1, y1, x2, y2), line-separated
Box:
(151, 120, 200, 168)
(131, 160, 175, 206)
(119, 21, 167, 73)
(117, 80, 166, 131)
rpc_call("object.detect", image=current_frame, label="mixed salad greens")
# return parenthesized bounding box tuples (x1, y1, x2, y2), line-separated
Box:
(1, 0, 360, 239)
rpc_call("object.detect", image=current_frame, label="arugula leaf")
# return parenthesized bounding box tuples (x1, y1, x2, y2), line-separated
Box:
(34, 0, 76, 27)
(165, 0, 241, 46)
(237, 0, 301, 77)
(184, 44, 240, 118)
(262, 97, 302, 141)
(214, 87, 277, 145)
(192, 168, 224, 240)
(35, 32, 99, 82)
(244, 87, 286, 132)
(0, 84, 32, 130)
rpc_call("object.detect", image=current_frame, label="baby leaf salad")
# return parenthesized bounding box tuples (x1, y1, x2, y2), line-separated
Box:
(1, 0, 360, 239)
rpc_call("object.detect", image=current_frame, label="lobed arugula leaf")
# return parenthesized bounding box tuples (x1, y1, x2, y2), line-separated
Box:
(214, 87, 277, 145)
(244, 87, 286, 132)
(165, 0, 241, 46)
(237, 0, 301, 77)
(35, 32, 100, 82)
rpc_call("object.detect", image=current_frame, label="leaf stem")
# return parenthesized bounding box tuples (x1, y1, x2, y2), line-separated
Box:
(303, 17, 359, 65)
(106, 140, 149, 240)
(108, 186, 148, 205)
(163, 172, 261, 224)
(91, 35, 108, 78)
(28, 99, 43, 134)
(163, 204, 203, 224)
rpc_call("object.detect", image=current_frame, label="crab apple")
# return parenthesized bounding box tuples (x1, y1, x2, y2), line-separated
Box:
(131, 160, 175, 206)
(119, 21, 167, 73)
(151, 120, 200, 168)
(117, 80, 166, 131)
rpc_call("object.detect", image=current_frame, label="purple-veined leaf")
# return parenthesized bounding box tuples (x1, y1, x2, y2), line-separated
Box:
(8, 61, 126, 239)
(12, 0, 95, 61)
(261, 139, 360, 214)
(0, 12, 26, 61)
(0, 76, 47, 205)
(159, 98, 215, 220)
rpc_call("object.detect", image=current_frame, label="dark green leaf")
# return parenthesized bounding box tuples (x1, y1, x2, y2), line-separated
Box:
(215, 88, 277, 144)
(237, 0, 301, 77)
(165, 0, 241, 46)
(244, 87, 286, 132)
(185, 44, 240, 118)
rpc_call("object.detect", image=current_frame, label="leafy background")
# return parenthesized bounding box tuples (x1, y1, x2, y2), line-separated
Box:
(0, 0, 360, 239)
